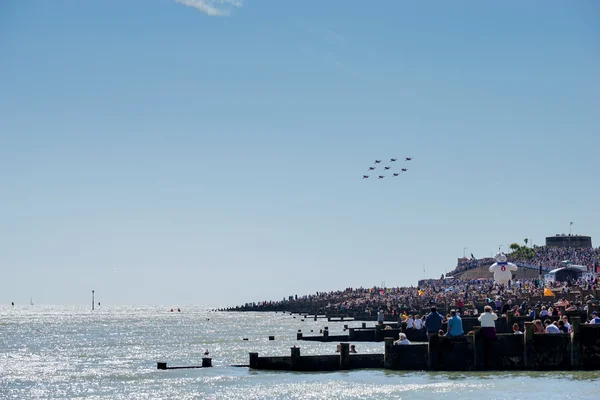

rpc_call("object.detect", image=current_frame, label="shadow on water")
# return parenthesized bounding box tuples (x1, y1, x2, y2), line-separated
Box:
(382, 369, 600, 381)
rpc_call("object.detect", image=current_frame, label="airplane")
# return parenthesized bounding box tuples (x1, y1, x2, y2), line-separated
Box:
(362, 175, 369, 179)
(390, 158, 397, 162)
(405, 157, 412, 161)
(368, 167, 375, 171)
(401, 168, 407, 172)
(378, 175, 385, 179)
(374, 160, 382, 164)
(384, 166, 391, 170)
(393, 173, 399, 177)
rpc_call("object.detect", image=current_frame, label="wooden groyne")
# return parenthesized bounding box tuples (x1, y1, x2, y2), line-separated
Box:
(250, 344, 384, 371)
(296, 311, 591, 343)
(250, 319, 600, 372)
(157, 358, 212, 370)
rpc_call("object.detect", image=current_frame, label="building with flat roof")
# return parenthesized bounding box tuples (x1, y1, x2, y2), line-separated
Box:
(545, 234, 592, 248)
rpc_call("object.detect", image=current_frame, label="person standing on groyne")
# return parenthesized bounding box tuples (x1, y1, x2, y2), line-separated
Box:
(478, 306, 498, 339)
(425, 307, 444, 340)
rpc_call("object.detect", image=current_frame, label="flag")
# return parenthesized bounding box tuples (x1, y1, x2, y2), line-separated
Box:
(544, 287, 553, 296)
(418, 290, 424, 296)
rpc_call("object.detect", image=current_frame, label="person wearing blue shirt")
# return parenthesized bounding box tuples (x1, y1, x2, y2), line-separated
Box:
(589, 311, 600, 324)
(446, 309, 464, 336)
(425, 306, 444, 339)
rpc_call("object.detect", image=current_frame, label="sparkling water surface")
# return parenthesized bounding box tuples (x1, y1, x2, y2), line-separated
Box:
(1, 305, 599, 399)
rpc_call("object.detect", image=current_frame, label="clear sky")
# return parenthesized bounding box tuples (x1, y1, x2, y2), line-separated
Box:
(1, 0, 599, 307)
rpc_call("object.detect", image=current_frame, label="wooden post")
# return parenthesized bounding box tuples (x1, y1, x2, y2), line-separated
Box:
(91, 290, 95, 311)
(375, 323, 382, 341)
(506, 310, 514, 330)
(428, 335, 439, 370)
(361, 322, 366, 329)
(523, 321, 534, 369)
(202, 358, 212, 368)
(290, 347, 301, 370)
(570, 316, 581, 370)
(249, 352, 259, 369)
(157, 362, 167, 370)
(384, 337, 394, 369)
(296, 332, 303, 340)
(473, 326, 483, 370)
(339, 343, 350, 370)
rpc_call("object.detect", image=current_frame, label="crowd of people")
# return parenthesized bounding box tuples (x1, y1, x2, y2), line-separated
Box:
(393, 306, 600, 345)
(523, 246, 600, 270)
(245, 273, 599, 320)
(448, 245, 600, 277)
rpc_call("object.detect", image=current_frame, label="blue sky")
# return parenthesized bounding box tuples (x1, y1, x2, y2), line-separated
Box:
(1, 0, 599, 306)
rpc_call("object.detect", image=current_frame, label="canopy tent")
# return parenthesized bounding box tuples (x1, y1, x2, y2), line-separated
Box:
(547, 266, 583, 282)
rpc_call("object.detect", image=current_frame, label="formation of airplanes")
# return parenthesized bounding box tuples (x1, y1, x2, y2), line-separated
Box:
(362, 157, 412, 179)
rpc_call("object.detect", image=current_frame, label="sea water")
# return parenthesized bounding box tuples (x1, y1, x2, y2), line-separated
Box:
(1, 305, 598, 399)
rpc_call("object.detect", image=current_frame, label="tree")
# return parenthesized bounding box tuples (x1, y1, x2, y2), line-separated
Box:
(524, 238, 528, 246)
(508, 242, 535, 261)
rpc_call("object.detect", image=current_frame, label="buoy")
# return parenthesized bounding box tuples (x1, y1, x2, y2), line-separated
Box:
(268, 336, 275, 341)
(170, 309, 174, 312)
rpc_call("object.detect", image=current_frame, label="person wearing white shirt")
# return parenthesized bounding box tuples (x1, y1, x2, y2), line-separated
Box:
(406, 316, 414, 329)
(512, 323, 523, 334)
(478, 306, 498, 339)
(413, 317, 423, 330)
(394, 333, 411, 345)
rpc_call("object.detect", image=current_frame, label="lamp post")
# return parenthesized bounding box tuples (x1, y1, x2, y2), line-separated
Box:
(463, 247, 467, 258)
